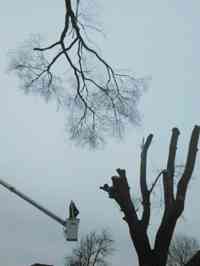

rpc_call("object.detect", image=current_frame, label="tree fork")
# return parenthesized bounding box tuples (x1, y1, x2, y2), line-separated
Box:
(101, 126, 200, 266)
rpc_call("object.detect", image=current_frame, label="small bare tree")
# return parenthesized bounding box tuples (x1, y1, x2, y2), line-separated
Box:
(8, 0, 146, 148)
(65, 230, 114, 266)
(167, 234, 200, 266)
(100, 126, 200, 266)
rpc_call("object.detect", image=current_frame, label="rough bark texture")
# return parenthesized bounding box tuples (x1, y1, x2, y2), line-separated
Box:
(100, 126, 200, 266)
(185, 251, 200, 266)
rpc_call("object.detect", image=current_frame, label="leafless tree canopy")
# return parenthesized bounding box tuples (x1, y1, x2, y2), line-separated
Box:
(8, 0, 147, 148)
(100, 126, 200, 266)
(65, 230, 114, 266)
(167, 234, 200, 266)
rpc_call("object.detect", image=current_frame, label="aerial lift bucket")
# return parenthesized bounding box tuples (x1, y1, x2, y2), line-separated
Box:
(64, 218, 80, 241)
(0, 178, 80, 241)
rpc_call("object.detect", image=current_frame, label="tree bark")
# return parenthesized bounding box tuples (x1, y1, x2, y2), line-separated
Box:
(185, 251, 200, 266)
(100, 126, 200, 266)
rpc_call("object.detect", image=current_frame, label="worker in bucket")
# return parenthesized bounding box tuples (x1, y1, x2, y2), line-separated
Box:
(65, 201, 80, 241)
(69, 200, 79, 219)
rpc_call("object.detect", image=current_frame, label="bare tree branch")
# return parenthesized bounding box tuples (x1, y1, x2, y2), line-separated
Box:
(176, 125, 200, 204)
(100, 168, 152, 264)
(140, 134, 153, 229)
(149, 170, 164, 194)
(167, 234, 200, 266)
(163, 128, 180, 207)
(154, 126, 200, 265)
(101, 126, 200, 266)
(8, 0, 147, 148)
(65, 230, 114, 266)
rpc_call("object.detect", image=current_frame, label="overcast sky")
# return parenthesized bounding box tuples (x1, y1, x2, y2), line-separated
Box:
(0, 1, 200, 266)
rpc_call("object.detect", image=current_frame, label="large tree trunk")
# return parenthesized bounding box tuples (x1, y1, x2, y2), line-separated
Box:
(100, 126, 200, 266)
(138, 252, 166, 266)
(138, 255, 159, 266)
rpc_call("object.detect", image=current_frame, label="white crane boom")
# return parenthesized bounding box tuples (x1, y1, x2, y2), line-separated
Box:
(0, 178, 66, 226)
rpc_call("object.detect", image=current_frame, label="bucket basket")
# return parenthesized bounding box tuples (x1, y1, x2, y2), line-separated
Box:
(64, 218, 80, 241)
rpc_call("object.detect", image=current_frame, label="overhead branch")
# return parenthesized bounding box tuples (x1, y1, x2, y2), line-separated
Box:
(8, 0, 146, 148)
(163, 128, 180, 207)
(140, 134, 153, 229)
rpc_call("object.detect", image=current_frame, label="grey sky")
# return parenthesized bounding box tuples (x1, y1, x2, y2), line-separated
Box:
(0, 1, 200, 266)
